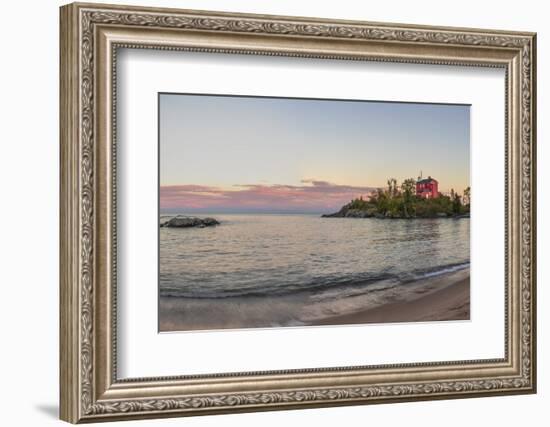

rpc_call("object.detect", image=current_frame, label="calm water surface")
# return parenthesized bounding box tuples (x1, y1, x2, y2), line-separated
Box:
(160, 214, 469, 300)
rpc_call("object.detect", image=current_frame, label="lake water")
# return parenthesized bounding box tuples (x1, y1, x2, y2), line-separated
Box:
(159, 214, 470, 302)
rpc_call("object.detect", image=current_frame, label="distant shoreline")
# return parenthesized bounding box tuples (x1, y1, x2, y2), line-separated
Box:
(160, 212, 326, 216)
(321, 212, 470, 219)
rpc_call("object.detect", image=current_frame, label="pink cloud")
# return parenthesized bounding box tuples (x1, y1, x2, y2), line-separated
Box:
(160, 180, 375, 212)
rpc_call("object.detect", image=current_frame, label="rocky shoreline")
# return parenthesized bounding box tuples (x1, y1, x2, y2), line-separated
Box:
(322, 207, 470, 219)
(160, 215, 220, 228)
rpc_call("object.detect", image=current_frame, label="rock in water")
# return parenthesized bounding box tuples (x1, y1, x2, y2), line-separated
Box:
(161, 216, 220, 228)
(201, 217, 220, 226)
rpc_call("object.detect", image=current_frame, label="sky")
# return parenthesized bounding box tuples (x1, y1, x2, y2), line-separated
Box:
(160, 93, 470, 213)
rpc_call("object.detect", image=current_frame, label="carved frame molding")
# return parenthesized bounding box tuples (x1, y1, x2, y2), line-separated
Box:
(60, 2, 536, 423)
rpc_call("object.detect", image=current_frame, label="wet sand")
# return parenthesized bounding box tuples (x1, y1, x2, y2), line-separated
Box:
(313, 275, 470, 326)
(159, 269, 470, 332)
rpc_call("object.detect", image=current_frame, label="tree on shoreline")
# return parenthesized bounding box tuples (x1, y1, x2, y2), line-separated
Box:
(342, 178, 470, 218)
(401, 178, 416, 217)
(463, 186, 471, 207)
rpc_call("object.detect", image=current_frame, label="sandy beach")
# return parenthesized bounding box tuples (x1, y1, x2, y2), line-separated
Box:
(159, 268, 470, 332)
(313, 273, 470, 326)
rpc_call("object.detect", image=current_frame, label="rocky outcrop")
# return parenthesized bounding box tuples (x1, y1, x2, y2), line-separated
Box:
(321, 207, 377, 218)
(161, 215, 220, 228)
(321, 208, 464, 219)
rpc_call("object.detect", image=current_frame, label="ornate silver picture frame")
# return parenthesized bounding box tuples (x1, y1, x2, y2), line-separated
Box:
(60, 2, 536, 423)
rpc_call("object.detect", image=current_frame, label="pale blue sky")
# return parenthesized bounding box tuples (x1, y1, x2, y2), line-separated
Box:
(160, 93, 469, 212)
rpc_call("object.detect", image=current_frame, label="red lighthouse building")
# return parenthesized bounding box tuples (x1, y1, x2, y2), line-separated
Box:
(416, 176, 439, 199)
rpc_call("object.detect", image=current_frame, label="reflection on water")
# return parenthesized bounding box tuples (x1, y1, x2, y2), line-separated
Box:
(160, 214, 469, 299)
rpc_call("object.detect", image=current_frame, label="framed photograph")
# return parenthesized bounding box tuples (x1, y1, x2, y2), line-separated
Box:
(60, 2, 537, 423)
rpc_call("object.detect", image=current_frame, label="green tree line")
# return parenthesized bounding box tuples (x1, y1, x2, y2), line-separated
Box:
(346, 178, 470, 218)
